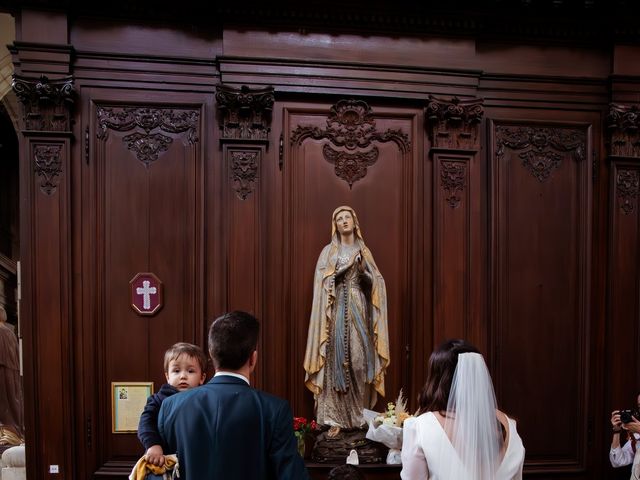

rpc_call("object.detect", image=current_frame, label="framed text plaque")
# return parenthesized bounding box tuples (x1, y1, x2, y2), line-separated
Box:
(111, 382, 153, 433)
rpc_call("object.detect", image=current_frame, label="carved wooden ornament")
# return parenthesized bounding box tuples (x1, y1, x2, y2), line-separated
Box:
(97, 106, 199, 167)
(496, 126, 586, 182)
(606, 104, 640, 158)
(616, 169, 640, 215)
(34, 144, 63, 195)
(426, 95, 484, 150)
(291, 99, 410, 188)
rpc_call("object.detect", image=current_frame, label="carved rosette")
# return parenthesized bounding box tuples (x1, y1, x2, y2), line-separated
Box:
(616, 169, 640, 215)
(426, 96, 484, 150)
(290, 99, 410, 188)
(495, 126, 586, 182)
(440, 161, 467, 208)
(33, 145, 63, 195)
(215, 85, 275, 141)
(606, 104, 640, 158)
(12, 75, 75, 131)
(96, 106, 199, 167)
(230, 151, 259, 200)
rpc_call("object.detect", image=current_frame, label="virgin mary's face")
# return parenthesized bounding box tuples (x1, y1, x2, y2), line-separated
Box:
(335, 210, 355, 236)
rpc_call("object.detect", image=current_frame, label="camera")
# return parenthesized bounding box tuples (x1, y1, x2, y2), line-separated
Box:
(620, 409, 640, 423)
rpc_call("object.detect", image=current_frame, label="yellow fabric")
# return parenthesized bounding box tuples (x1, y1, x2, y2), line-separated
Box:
(303, 206, 390, 402)
(129, 454, 178, 480)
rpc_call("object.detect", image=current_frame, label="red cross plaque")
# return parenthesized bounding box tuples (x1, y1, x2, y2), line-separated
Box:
(130, 272, 163, 316)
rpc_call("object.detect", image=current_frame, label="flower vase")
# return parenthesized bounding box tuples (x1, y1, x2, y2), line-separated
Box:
(297, 434, 306, 457)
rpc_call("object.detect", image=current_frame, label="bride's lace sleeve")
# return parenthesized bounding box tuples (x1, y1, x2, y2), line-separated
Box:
(400, 417, 428, 479)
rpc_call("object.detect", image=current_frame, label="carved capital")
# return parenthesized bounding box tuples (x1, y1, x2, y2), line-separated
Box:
(291, 99, 410, 188)
(606, 103, 640, 158)
(216, 84, 274, 142)
(229, 150, 260, 200)
(96, 106, 200, 167)
(616, 169, 640, 215)
(12, 75, 75, 132)
(33, 144, 63, 195)
(426, 96, 484, 150)
(496, 125, 586, 182)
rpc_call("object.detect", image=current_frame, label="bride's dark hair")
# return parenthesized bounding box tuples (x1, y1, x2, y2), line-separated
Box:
(417, 339, 479, 415)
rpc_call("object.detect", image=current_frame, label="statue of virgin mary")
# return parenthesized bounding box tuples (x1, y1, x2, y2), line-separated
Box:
(304, 206, 390, 430)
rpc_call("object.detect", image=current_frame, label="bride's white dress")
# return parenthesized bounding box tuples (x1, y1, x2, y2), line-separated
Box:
(400, 412, 525, 480)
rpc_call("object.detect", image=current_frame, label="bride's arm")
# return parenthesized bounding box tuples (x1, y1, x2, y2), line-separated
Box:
(401, 417, 428, 480)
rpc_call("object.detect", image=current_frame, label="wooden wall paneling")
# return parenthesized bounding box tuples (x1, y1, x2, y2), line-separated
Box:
(12, 70, 75, 480)
(607, 158, 640, 436)
(215, 84, 274, 391)
(285, 98, 418, 420)
(605, 104, 640, 413)
(490, 119, 592, 475)
(427, 96, 485, 350)
(23, 134, 74, 479)
(87, 98, 203, 476)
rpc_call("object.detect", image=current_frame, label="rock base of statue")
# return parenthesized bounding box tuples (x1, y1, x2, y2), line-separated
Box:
(311, 427, 388, 464)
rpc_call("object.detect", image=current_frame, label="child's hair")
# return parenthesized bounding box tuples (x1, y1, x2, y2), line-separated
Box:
(163, 342, 208, 373)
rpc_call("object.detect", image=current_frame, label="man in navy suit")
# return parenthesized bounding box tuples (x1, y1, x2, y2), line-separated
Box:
(158, 311, 309, 479)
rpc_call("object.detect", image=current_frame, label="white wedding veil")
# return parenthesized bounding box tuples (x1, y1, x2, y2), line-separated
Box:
(441, 352, 502, 479)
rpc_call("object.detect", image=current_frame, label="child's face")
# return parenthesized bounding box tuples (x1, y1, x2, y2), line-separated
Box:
(165, 354, 205, 391)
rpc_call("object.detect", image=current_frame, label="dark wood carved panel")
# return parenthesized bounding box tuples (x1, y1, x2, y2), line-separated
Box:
(285, 100, 420, 419)
(433, 153, 471, 342)
(22, 136, 73, 479)
(90, 101, 202, 472)
(606, 103, 640, 158)
(291, 100, 410, 189)
(223, 145, 264, 316)
(607, 160, 640, 414)
(426, 95, 483, 151)
(428, 95, 485, 350)
(491, 121, 591, 474)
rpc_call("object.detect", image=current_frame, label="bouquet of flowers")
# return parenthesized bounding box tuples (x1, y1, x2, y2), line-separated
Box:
(293, 417, 317, 457)
(363, 390, 412, 464)
(293, 416, 317, 441)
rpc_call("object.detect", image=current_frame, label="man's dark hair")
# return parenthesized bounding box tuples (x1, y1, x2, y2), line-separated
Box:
(208, 311, 259, 370)
(328, 464, 365, 480)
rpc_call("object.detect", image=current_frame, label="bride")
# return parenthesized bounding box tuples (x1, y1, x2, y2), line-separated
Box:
(401, 340, 525, 479)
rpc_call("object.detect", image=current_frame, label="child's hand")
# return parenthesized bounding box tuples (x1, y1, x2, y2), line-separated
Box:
(145, 445, 165, 466)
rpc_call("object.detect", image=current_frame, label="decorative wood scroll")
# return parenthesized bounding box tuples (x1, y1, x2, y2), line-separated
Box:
(496, 126, 586, 182)
(290, 99, 410, 188)
(216, 84, 274, 200)
(440, 160, 467, 208)
(96, 106, 199, 167)
(426, 95, 484, 150)
(12, 75, 75, 132)
(606, 103, 640, 158)
(616, 169, 640, 215)
(33, 144, 63, 195)
(229, 150, 259, 200)
(215, 84, 275, 141)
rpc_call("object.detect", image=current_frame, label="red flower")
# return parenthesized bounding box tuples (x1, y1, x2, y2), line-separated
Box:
(293, 416, 317, 435)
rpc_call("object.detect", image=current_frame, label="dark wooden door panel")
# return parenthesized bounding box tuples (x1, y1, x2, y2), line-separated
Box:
(490, 121, 592, 474)
(88, 100, 203, 472)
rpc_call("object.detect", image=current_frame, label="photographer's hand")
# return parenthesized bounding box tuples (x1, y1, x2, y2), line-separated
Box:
(611, 410, 622, 432)
(623, 416, 640, 434)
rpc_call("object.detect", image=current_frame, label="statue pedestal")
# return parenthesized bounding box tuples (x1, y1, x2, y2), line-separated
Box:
(306, 462, 401, 480)
(311, 428, 388, 464)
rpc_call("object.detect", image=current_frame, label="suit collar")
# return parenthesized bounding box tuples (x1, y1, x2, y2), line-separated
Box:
(210, 374, 250, 386)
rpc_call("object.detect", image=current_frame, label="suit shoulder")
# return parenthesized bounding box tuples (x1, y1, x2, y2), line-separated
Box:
(255, 389, 291, 411)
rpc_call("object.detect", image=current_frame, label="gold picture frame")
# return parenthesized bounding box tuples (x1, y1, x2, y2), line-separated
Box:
(111, 381, 153, 433)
